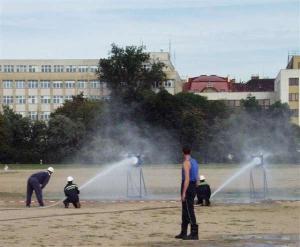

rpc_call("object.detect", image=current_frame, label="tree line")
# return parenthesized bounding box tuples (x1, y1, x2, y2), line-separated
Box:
(0, 44, 299, 164)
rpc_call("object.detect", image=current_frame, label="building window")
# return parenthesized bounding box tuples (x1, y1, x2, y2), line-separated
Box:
(18, 112, 26, 118)
(78, 66, 89, 72)
(53, 81, 63, 88)
(289, 78, 299, 86)
(40, 112, 51, 121)
(53, 65, 64, 72)
(16, 80, 25, 88)
(289, 93, 299, 101)
(16, 96, 26, 104)
(16, 65, 27, 72)
(66, 65, 76, 72)
(28, 96, 37, 104)
(64, 95, 73, 101)
(164, 80, 173, 88)
(28, 80, 38, 88)
(41, 65, 51, 72)
(40, 96, 51, 104)
(28, 112, 38, 121)
(53, 95, 64, 104)
(3, 80, 13, 88)
(3, 96, 13, 104)
(0, 65, 2, 72)
(90, 80, 100, 88)
(29, 65, 39, 72)
(89, 95, 101, 100)
(65, 81, 75, 88)
(89, 66, 98, 72)
(77, 80, 86, 88)
(4, 65, 14, 72)
(40, 80, 51, 88)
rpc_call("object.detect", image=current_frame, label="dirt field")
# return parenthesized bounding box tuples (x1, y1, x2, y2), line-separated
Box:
(0, 164, 299, 246)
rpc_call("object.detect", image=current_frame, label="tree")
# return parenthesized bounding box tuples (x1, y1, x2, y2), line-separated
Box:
(97, 44, 166, 102)
(47, 115, 85, 163)
(51, 93, 104, 132)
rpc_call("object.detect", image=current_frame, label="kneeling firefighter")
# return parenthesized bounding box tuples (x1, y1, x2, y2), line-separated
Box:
(63, 176, 81, 208)
(196, 175, 211, 206)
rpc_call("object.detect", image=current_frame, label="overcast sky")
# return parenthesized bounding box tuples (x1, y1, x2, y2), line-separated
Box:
(0, 0, 299, 81)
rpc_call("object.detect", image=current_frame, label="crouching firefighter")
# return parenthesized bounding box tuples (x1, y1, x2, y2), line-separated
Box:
(196, 175, 211, 206)
(175, 147, 199, 240)
(26, 167, 54, 207)
(63, 176, 81, 208)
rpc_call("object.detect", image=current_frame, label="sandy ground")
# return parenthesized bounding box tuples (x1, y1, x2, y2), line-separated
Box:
(0, 164, 299, 246)
(0, 201, 299, 246)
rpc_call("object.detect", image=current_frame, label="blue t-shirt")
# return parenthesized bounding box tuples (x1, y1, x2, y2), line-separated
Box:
(182, 157, 199, 182)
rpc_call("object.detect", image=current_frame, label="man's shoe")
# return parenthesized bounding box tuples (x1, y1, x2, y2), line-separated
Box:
(183, 224, 198, 240)
(175, 232, 187, 239)
(175, 224, 188, 239)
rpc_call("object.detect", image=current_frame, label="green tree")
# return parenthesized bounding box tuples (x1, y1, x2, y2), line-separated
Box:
(47, 115, 85, 163)
(52, 93, 104, 132)
(97, 44, 166, 102)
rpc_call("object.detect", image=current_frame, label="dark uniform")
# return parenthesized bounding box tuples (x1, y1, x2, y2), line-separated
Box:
(176, 157, 199, 240)
(63, 182, 80, 208)
(26, 171, 51, 207)
(196, 180, 211, 206)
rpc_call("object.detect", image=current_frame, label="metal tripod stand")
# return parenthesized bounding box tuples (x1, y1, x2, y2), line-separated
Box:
(250, 154, 268, 200)
(126, 165, 147, 198)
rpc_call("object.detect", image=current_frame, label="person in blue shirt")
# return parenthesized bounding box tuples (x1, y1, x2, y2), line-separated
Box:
(175, 147, 199, 240)
(26, 167, 54, 207)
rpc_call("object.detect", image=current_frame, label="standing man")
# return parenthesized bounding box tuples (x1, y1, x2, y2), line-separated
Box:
(26, 167, 54, 207)
(175, 147, 199, 240)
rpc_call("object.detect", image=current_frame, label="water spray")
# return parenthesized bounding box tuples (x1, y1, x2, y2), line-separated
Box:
(211, 159, 257, 198)
(42, 156, 138, 209)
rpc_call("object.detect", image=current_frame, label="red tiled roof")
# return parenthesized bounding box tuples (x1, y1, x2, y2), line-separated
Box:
(189, 75, 228, 83)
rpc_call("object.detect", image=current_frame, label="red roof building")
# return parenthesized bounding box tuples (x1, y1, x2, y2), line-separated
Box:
(183, 75, 233, 93)
(183, 75, 274, 93)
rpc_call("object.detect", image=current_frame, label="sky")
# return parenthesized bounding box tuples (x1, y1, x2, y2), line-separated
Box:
(0, 0, 299, 81)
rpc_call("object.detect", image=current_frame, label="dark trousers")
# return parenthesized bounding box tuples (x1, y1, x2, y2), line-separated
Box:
(181, 181, 197, 227)
(26, 177, 44, 206)
(63, 196, 80, 208)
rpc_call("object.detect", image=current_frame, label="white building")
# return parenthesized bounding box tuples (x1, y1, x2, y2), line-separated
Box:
(0, 53, 182, 120)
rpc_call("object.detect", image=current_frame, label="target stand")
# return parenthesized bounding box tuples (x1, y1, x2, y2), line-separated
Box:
(126, 165, 147, 198)
(250, 154, 268, 201)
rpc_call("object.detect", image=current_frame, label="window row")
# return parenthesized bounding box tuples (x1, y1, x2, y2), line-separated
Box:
(289, 93, 299, 101)
(16, 111, 51, 121)
(1, 80, 102, 89)
(0, 65, 98, 73)
(152, 80, 175, 88)
(2, 95, 103, 104)
(225, 99, 270, 108)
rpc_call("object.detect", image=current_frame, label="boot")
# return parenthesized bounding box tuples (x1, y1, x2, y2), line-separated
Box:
(175, 224, 188, 239)
(183, 224, 198, 240)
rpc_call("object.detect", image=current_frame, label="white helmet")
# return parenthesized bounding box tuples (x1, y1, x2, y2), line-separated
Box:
(67, 176, 74, 182)
(200, 175, 206, 181)
(47, 167, 54, 173)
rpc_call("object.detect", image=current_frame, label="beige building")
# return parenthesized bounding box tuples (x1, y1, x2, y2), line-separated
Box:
(0, 53, 182, 120)
(275, 55, 300, 125)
